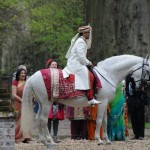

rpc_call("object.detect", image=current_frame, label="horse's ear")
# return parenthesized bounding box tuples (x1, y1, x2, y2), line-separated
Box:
(145, 54, 149, 61)
(144, 54, 150, 65)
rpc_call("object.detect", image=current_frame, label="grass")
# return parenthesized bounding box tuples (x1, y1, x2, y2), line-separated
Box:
(128, 123, 150, 129)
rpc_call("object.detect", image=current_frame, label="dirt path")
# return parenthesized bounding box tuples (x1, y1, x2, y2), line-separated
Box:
(15, 119, 150, 150)
(15, 138, 150, 150)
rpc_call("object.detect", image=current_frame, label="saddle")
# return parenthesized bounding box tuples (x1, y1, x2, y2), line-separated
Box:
(40, 68, 85, 100)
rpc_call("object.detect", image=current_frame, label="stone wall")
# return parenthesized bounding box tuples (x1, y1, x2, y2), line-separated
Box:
(0, 117, 15, 150)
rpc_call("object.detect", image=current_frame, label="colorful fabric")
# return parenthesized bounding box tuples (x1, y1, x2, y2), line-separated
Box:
(58, 69, 85, 99)
(12, 80, 31, 142)
(124, 103, 129, 137)
(40, 69, 51, 99)
(92, 69, 102, 93)
(78, 25, 91, 33)
(86, 105, 98, 120)
(48, 104, 64, 120)
(87, 120, 103, 140)
(87, 105, 97, 140)
(86, 71, 94, 100)
(12, 80, 18, 86)
(86, 105, 103, 140)
(66, 106, 88, 139)
(66, 106, 89, 120)
(40, 68, 85, 100)
(107, 83, 125, 141)
(66, 106, 74, 119)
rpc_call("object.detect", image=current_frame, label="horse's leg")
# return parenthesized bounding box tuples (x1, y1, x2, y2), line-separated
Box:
(95, 102, 107, 144)
(102, 108, 111, 144)
(36, 97, 55, 146)
(41, 101, 56, 145)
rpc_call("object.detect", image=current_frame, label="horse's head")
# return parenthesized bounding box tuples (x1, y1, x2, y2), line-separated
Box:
(131, 55, 150, 88)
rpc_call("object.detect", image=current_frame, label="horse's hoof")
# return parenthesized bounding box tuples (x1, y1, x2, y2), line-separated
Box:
(98, 142, 104, 145)
(47, 144, 52, 149)
(106, 141, 111, 145)
(51, 142, 57, 145)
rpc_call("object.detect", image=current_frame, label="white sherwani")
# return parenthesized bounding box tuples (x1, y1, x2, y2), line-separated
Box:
(63, 36, 91, 90)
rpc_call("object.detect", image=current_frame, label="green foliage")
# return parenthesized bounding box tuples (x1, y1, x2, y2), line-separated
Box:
(128, 122, 150, 129)
(0, 0, 19, 33)
(25, 0, 85, 69)
(0, 0, 84, 74)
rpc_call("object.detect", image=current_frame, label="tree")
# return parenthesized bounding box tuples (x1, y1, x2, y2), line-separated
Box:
(24, 0, 85, 70)
(84, 0, 150, 64)
(0, 0, 30, 74)
(0, 0, 85, 74)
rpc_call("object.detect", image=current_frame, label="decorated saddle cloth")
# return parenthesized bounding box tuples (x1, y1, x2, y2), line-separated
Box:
(40, 68, 85, 100)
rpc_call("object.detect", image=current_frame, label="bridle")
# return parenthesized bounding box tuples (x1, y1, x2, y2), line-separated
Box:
(94, 57, 150, 89)
(131, 58, 149, 83)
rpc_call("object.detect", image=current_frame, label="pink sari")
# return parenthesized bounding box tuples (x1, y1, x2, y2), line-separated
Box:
(13, 81, 31, 142)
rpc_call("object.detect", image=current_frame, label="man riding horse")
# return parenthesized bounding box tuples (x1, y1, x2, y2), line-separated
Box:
(63, 25, 101, 105)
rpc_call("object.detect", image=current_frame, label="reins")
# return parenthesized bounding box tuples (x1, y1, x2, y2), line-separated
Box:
(94, 58, 149, 89)
(94, 67, 116, 89)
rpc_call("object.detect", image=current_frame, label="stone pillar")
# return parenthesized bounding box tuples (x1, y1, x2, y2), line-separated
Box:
(0, 99, 15, 150)
(0, 117, 15, 150)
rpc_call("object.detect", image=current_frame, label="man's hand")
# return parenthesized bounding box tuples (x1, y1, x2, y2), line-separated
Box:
(88, 61, 92, 66)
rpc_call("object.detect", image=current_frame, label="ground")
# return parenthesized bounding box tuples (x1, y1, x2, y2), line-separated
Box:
(15, 119, 150, 150)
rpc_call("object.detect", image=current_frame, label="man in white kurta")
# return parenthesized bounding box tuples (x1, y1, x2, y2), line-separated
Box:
(63, 25, 101, 105)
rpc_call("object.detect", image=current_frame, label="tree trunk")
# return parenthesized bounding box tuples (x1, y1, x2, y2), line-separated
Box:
(84, 0, 150, 64)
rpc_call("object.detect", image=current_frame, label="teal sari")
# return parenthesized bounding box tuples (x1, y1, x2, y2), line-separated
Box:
(107, 83, 125, 141)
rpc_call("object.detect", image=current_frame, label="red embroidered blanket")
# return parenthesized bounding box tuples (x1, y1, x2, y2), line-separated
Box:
(40, 69, 85, 100)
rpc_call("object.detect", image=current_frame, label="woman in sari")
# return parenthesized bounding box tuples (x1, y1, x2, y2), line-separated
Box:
(107, 83, 126, 141)
(12, 68, 31, 143)
(87, 104, 110, 140)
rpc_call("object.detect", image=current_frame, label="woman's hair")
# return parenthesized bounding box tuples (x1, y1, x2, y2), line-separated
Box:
(46, 59, 58, 68)
(16, 68, 26, 81)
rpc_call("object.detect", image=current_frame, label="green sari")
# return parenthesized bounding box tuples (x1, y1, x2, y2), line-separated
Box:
(107, 83, 125, 141)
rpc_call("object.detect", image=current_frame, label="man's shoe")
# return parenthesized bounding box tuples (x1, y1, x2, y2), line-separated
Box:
(139, 137, 144, 140)
(130, 136, 139, 140)
(88, 98, 101, 105)
(53, 136, 61, 143)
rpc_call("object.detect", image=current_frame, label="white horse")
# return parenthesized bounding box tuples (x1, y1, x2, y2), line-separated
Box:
(21, 55, 150, 146)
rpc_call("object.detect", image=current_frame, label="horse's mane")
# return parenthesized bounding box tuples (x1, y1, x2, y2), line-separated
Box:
(97, 55, 140, 68)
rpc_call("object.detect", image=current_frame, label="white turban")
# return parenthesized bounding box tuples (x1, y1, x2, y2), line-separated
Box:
(65, 25, 92, 59)
(78, 25, 91, 33)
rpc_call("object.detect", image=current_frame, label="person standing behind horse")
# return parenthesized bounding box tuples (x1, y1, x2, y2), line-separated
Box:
(12, 68, 32, 143)
(63, 25, 101, 105)
(87, 105, 103, 140)
(66, 106, 88, 140)
(46, 59, 64, 143)
(107, 83, 126, 141)
(125, 74, 145, 140)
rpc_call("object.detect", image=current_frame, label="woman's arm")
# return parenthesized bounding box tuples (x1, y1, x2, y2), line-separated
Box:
(12, 85, 22, 103)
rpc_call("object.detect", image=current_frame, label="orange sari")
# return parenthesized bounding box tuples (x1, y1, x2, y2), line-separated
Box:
(87, 105, 103, 140)
(13, 81, 31, 142)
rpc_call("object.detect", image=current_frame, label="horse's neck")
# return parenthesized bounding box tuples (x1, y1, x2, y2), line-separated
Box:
(98, 56, 143, 86)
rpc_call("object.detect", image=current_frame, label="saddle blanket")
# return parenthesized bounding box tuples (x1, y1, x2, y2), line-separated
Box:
(40, 68, 85, 100)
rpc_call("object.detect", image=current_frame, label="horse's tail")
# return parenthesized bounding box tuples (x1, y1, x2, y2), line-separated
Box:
(21, 76, 34, 137)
